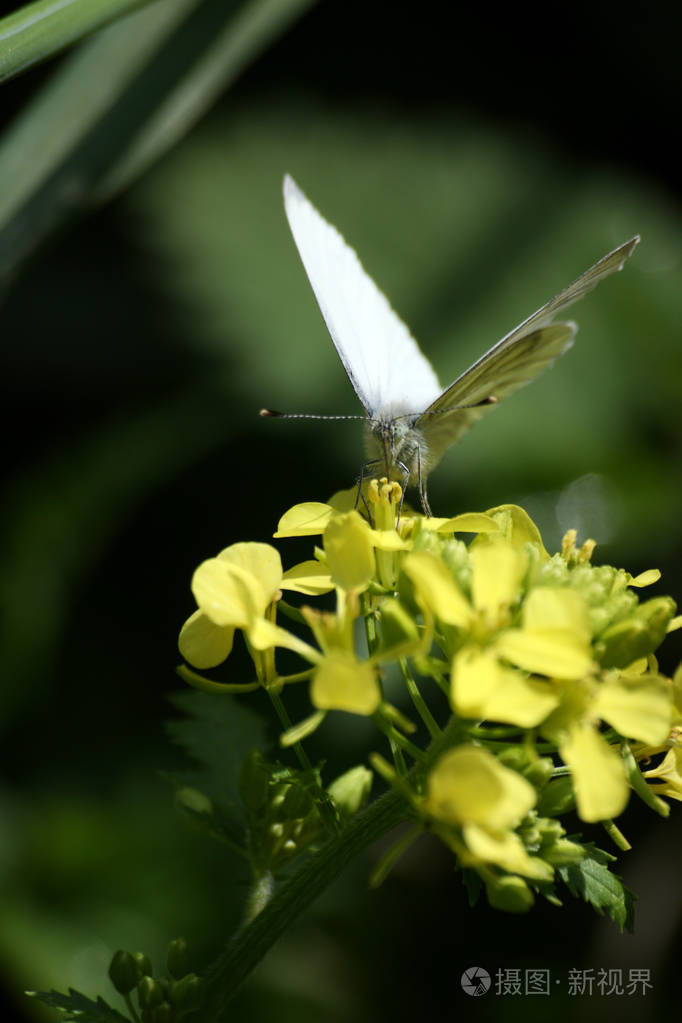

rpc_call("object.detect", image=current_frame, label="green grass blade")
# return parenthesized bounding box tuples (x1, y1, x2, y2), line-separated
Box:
(0, 0, 316, 283)
(97, 0, 317, 201)
(0, 0, 200, 234)
(0, 0, 156, 83)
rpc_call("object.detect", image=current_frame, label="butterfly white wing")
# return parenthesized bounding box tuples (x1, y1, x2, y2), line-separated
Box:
(417, 236, 639, 468)
(283, 175, 442, 419)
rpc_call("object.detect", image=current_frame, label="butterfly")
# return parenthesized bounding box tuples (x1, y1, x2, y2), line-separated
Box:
(263, 174, 639, 515)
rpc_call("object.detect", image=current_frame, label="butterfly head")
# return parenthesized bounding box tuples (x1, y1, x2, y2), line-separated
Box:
(367, 413, 425, 482)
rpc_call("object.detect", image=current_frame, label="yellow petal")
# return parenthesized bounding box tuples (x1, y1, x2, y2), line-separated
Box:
(274, 502, 333, 537)
(218, 542, 282, 601)
(248, 618, 320, 662)
(470, 542, 527, 614)
(370, 529, 411, 551)
(192, 559, 263, 628)
(452, 648, 559, 727)
(629, 568, 661, 588)
(402, 551, 471, 626)
(523, 587, 591, 641)
(463, 823, 553, 880)
(178, 609, 234, 669)
(311, 650, 381, 715)
(495, 628, 593, 680)
(425, 745, 536, 831)
(595, 671, 672, 745)
(484, 503, 549, 557)
(435, 512, 501, 534)
(560, 725, 628, 822)
(323, 511, 375, 591)
(281, 560, 334, 595)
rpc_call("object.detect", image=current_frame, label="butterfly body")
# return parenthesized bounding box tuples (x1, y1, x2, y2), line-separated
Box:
(274, 174, 639, 514)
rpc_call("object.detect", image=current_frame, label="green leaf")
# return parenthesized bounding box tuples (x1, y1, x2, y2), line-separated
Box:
(26, 987, 130, 1022)
(557, 852, 635, 932)
(166, 688, 269, 821)
(0, 0, 154, 84)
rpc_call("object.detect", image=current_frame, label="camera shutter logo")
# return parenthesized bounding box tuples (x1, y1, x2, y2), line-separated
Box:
(461, 967, 491, 997)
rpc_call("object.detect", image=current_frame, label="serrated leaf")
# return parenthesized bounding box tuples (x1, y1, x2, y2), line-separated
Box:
(558, 854, 636, 932)
(166, 688, 269, 834)
(27, 987, 130, 1022)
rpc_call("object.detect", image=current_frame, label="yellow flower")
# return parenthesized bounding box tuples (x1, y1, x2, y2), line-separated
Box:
(494, 587, 594, 680)
(641, 745, 682, 802)
(179, 542, 283, 669)
(424, 746, 550, 880)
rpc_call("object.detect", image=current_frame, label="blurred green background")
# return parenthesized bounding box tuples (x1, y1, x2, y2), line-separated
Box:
(1, 0, 681, 1020)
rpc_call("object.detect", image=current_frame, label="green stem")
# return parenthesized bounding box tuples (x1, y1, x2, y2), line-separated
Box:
(399, 657, 440, 738)
(621, 740, 670, 818)
(267, 688, 340, 834)
(389, 734, 408, 775)
(601, 819, 631, 851)
(199, 787, 407, 1020)
(123, 992, 142, 1023)
(197, 709, 465, 1021)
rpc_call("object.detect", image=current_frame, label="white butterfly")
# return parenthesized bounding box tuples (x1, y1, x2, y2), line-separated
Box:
(266, 174, 639, 515)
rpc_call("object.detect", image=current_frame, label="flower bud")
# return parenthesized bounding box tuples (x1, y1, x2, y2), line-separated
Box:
(168, 973, 204, 1011)
(133, 952, 153, 979)
(151, 1002, 173, 1023)
(274, 784, 313, 821)
(108, 950, 139, 995)
(328, 765, 373, 819)
(239, 750, 271, 813)
(137, 976, 164, 1010)
(485, 875, 534, 913)
(597, 596, 676, 668)
(166, 937, 189, 981)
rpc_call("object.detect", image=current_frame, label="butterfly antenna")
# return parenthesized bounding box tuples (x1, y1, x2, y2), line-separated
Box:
(260, 409, 367, 421)
(394, 396, 498, 423)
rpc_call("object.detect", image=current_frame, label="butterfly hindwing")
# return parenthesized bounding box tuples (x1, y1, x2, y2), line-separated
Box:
(418, 323, 576, 465)
(416, 236, 639, 464)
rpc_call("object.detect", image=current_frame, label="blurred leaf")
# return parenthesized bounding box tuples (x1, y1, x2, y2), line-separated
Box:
(27, 987, 129, 1022)
(0, 0, 153, 84)
(166, 688, 269, 821)
(0, 0, 316, 282)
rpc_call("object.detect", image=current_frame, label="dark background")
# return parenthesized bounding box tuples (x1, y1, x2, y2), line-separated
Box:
(1, 1, 681, 1020)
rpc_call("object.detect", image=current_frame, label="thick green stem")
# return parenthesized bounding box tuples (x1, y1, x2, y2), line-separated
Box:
(198, 787, 407, 1020)
(196, 708, 463, 1020)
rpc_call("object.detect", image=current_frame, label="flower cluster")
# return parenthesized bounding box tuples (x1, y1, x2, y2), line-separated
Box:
(178, 480, 681, 914)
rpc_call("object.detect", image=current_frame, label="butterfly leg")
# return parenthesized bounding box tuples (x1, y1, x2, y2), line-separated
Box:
(416, 447, 432, 517)
(355, 458, 382, 523)
(395, 460, 410, 526)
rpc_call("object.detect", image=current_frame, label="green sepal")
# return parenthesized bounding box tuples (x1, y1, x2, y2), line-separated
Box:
(536, 775, 576, 816)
